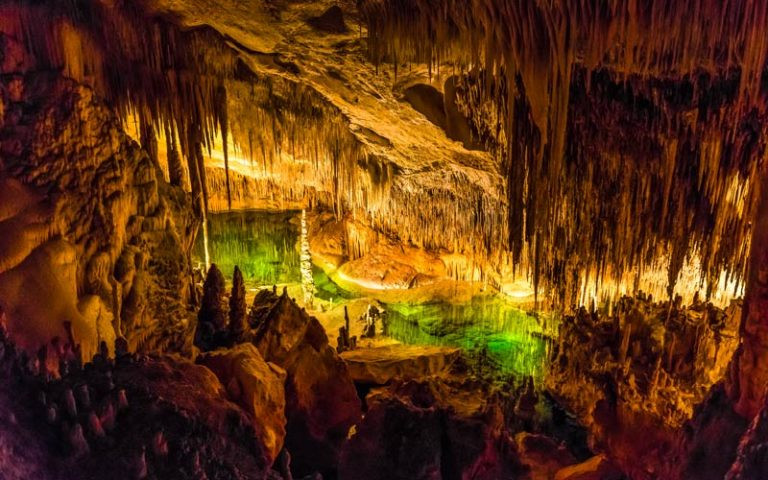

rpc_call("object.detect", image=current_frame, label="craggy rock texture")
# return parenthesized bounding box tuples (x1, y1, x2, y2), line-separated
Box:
(251, 288, 362, 477)
(514, 432, 578, 480)
(195, 263, 230, 351)
(198, 343, 287, 462)
(308, 213, 459, 290)
(0, 323, 274, 480)
(730, 171, 768, 419)
(0, 35, 196, 359)
(361, 0, 767, 307)
(338, 377, 526, 480)
(547, 295, 741, 478)
(726, 393, 768, 479)
(677, 385, 748, 480)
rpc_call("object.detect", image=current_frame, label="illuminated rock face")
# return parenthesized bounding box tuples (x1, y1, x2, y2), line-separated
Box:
(3, 0, 768, 479)
(197, 343, 287, 462)
(0, 60, 195, 360)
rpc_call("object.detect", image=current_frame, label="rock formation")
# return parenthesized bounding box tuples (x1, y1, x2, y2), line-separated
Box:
(0, 39, 196, 360)
(339, 377, 526, 480)
(546, 295, 741, 471)
(229, 265, 248, 341)
(251, 288, 362, 477)
(2, 0, 768, 479)
(195, 264, 228, 351)
(0, 323, 274, 480)
(198, 343, 287, 462)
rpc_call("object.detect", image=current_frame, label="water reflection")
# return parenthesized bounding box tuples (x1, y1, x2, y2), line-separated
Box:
(193, 210, 301, 287)
(194, 211, 550, 379)
(386, 298, 549, 378)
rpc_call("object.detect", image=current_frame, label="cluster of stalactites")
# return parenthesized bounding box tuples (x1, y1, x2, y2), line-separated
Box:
(0, 0, 244, 213)
(359, 0, 768, 305)
(0, 0, 390, 222)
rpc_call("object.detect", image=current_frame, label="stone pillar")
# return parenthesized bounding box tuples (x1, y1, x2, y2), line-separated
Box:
(731, 168, 768, 419)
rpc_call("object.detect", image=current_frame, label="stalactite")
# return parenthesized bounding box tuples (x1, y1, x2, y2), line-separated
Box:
(216, 85, 232, 210)
(360, 0, 768, 305)
(139, 114, 159, 169)
(165, 123, 184, 188)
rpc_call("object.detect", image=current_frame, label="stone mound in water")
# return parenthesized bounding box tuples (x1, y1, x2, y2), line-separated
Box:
(340, 344, 461, 384)
(251, 288, 362, 477)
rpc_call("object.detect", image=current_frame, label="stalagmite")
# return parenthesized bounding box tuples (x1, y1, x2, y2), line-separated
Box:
(229, 266, 247, 340)
(300, 209, 315, 309)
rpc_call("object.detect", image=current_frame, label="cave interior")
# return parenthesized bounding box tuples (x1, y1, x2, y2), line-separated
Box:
(1, 1, 768, 479)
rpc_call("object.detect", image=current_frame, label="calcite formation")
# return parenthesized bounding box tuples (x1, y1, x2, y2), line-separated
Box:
(547, 295, 742, 477)
(2, 0, 768, 479)
(338, 377, 526, 480)
(0, 53, 195, 359)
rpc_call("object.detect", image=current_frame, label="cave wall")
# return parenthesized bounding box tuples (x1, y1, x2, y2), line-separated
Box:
(0, 33, 197, 359)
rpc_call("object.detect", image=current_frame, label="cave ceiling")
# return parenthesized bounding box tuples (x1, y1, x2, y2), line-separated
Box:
(2, 0, 766, 307)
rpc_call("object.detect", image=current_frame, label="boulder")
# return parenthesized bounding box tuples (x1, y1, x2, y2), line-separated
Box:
(252, 290, 362, 477)
(338, 377, 526, 480)
(197, 343, 287, 462)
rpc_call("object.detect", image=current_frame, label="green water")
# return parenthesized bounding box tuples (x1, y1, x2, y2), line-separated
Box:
(385, 298, 549, 378)
(194, 211, 550, 379)
(193, 210, 301, 287)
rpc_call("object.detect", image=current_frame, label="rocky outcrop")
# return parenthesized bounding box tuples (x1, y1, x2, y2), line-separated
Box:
(197, 343, 287, 462)
(308, 213, 450, 290)
(675, 384, 747, 480)
(229, 266, 248, 340)
(547, 295, 741, 478)
(195, 264, 229, 351)
(729, 171, 768, 420)
(0, 324, 274, 480)
(338, 377, 526, 480)
(515, 432, 578, 480)
(726, 392, 768, 479)
(251, 289, 362, 477)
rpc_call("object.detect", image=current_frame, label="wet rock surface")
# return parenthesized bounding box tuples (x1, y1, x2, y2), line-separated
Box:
(340, 344, 461, 384)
